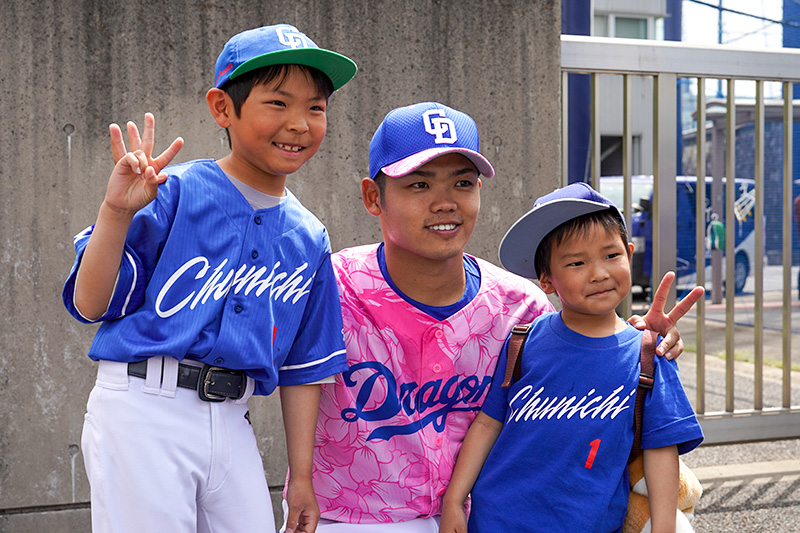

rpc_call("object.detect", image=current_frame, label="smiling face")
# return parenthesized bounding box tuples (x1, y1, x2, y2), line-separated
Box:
(363, 152, 481, 276)
(208, 66, 328, 195)
(538, 219, 633, 335)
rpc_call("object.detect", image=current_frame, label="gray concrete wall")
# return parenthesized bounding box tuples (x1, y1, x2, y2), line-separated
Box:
(0, 0, 561, 530)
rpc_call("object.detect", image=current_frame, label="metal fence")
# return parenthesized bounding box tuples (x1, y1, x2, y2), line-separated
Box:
(561, 35, 800, 444)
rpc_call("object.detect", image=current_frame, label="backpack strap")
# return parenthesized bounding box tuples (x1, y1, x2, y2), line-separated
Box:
(501, 323, 531, 388)
(629, 329, 658, 463)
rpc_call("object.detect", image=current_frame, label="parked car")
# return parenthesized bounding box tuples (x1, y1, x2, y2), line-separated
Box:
(600, 175, 756, 294)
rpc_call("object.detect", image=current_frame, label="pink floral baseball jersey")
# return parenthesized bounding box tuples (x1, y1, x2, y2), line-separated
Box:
(311, 244, 555, 523)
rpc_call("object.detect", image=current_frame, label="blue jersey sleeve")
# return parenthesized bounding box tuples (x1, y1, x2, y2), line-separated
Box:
(62, 197, 172, 323)
(480, 338, 513, 422)
(641, 354, 704, 454)
(277, 248, 348, 387)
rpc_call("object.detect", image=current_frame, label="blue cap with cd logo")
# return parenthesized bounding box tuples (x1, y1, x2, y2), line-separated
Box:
(369, 102, 495, 180)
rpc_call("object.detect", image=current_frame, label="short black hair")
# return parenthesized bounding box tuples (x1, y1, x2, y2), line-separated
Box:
(372, 172, 387, 206)
(221, 63, 334, 118)
(534, 209, 629, 279)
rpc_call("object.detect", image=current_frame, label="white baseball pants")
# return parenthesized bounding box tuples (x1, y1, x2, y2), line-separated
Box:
(82, 357, 275, 532)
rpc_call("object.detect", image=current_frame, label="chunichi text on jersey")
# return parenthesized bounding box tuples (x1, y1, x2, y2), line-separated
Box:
(155, 256, 314, 318)
(507, 384, 636, 424)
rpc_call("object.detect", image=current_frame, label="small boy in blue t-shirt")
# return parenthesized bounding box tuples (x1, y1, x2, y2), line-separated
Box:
(440, 183, 704, 532)
(63, 24, 356, 533)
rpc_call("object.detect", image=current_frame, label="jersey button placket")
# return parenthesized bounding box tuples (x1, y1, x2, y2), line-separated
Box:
(422, 325, 448, 513)
(431, 329, 444, 374)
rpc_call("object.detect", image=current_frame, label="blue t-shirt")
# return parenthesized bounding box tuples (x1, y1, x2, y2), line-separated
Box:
(469, 312, 703, 532)
(62, 159, 348, 396)
(377, 242, 480, 320)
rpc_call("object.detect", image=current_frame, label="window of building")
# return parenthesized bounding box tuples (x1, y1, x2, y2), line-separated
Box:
(615, 17, 647, 39)
(594, 14, 609, 37)
(593, 14, 664, 40)
(599, 134, 642, 177)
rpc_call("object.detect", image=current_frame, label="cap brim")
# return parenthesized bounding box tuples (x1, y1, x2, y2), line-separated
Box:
(381, 147, 495, 178)
(498, 199, 613, 279)
(228, 48, 357, 91)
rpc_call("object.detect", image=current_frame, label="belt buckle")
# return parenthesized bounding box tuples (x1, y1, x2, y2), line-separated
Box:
(199, 365, 236, 402)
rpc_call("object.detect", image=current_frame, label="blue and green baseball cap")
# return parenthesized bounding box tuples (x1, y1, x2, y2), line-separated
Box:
(214, 24, 357, 91)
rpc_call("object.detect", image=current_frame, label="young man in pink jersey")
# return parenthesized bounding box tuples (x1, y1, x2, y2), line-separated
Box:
(305, 102, 699, 532)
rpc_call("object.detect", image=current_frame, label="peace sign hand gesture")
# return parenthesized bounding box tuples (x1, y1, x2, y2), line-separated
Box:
(627, 271, 705, 359)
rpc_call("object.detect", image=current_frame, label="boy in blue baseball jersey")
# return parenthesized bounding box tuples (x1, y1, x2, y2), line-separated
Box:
(440, 183, 704, 532)
(63, 24, 356, 533)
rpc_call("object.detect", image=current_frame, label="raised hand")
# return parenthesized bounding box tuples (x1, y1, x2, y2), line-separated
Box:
(104, 113, 184, 216)
(109, 112, 184, 172)
(628, 272, 705, 359)
(74, 114, 184, 321)
(102, 152, 168, 216)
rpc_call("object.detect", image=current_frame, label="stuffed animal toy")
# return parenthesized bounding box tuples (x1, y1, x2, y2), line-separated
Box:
(623, 455, 704, 533)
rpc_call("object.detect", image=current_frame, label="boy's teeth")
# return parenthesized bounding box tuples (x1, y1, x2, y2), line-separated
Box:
(430, 224, 456, 231)
(277, 143, 302, 152)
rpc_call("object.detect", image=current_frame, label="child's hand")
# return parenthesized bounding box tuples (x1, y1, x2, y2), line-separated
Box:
(439, 501, 468, 533)
(103, 151, 168, 216)
(109, 112, 183, 171)
(627, 271, 705, 359)
(103, 113, 184, 216)
(284, 476, 320, 533)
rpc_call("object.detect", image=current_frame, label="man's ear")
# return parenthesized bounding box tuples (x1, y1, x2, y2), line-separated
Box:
(361, 177, 382, 217)
(206, 88, 234, 129)
(537, 272, 557, 295)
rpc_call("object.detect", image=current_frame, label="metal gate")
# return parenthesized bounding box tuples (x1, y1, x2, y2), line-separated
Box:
(561, 35, 800, 444)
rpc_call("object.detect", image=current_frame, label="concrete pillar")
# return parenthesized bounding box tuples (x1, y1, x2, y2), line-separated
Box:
(0, 1, 562, 529)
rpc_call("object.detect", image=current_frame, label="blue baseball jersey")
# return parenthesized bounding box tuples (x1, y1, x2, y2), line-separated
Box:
(63, 159, 348, 395)
(469, 312, 703, 532)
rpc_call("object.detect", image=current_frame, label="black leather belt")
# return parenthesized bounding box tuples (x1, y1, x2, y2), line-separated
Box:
(128, 360, 247, 402)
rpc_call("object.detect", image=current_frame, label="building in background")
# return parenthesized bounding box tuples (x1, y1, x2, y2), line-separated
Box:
(561, 0, 681, 181)
(564, 0, 798, 266)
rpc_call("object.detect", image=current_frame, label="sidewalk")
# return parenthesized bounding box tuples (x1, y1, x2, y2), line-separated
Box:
(676, 349, 800, 531)
(631, 282, 800, 531)
(678, 352, 800, 531)
(685, 439, 800, 532)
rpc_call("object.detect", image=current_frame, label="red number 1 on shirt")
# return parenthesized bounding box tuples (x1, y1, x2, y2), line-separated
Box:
(585, 439, 601, 469)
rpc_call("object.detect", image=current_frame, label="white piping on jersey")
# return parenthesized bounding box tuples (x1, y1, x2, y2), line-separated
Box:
(279, 349, 346, 371)
(71, 230, 129, 322)
(72, 275, 119, 323)
(73, 227, 92, 243)
(120, 251, 137, 316)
